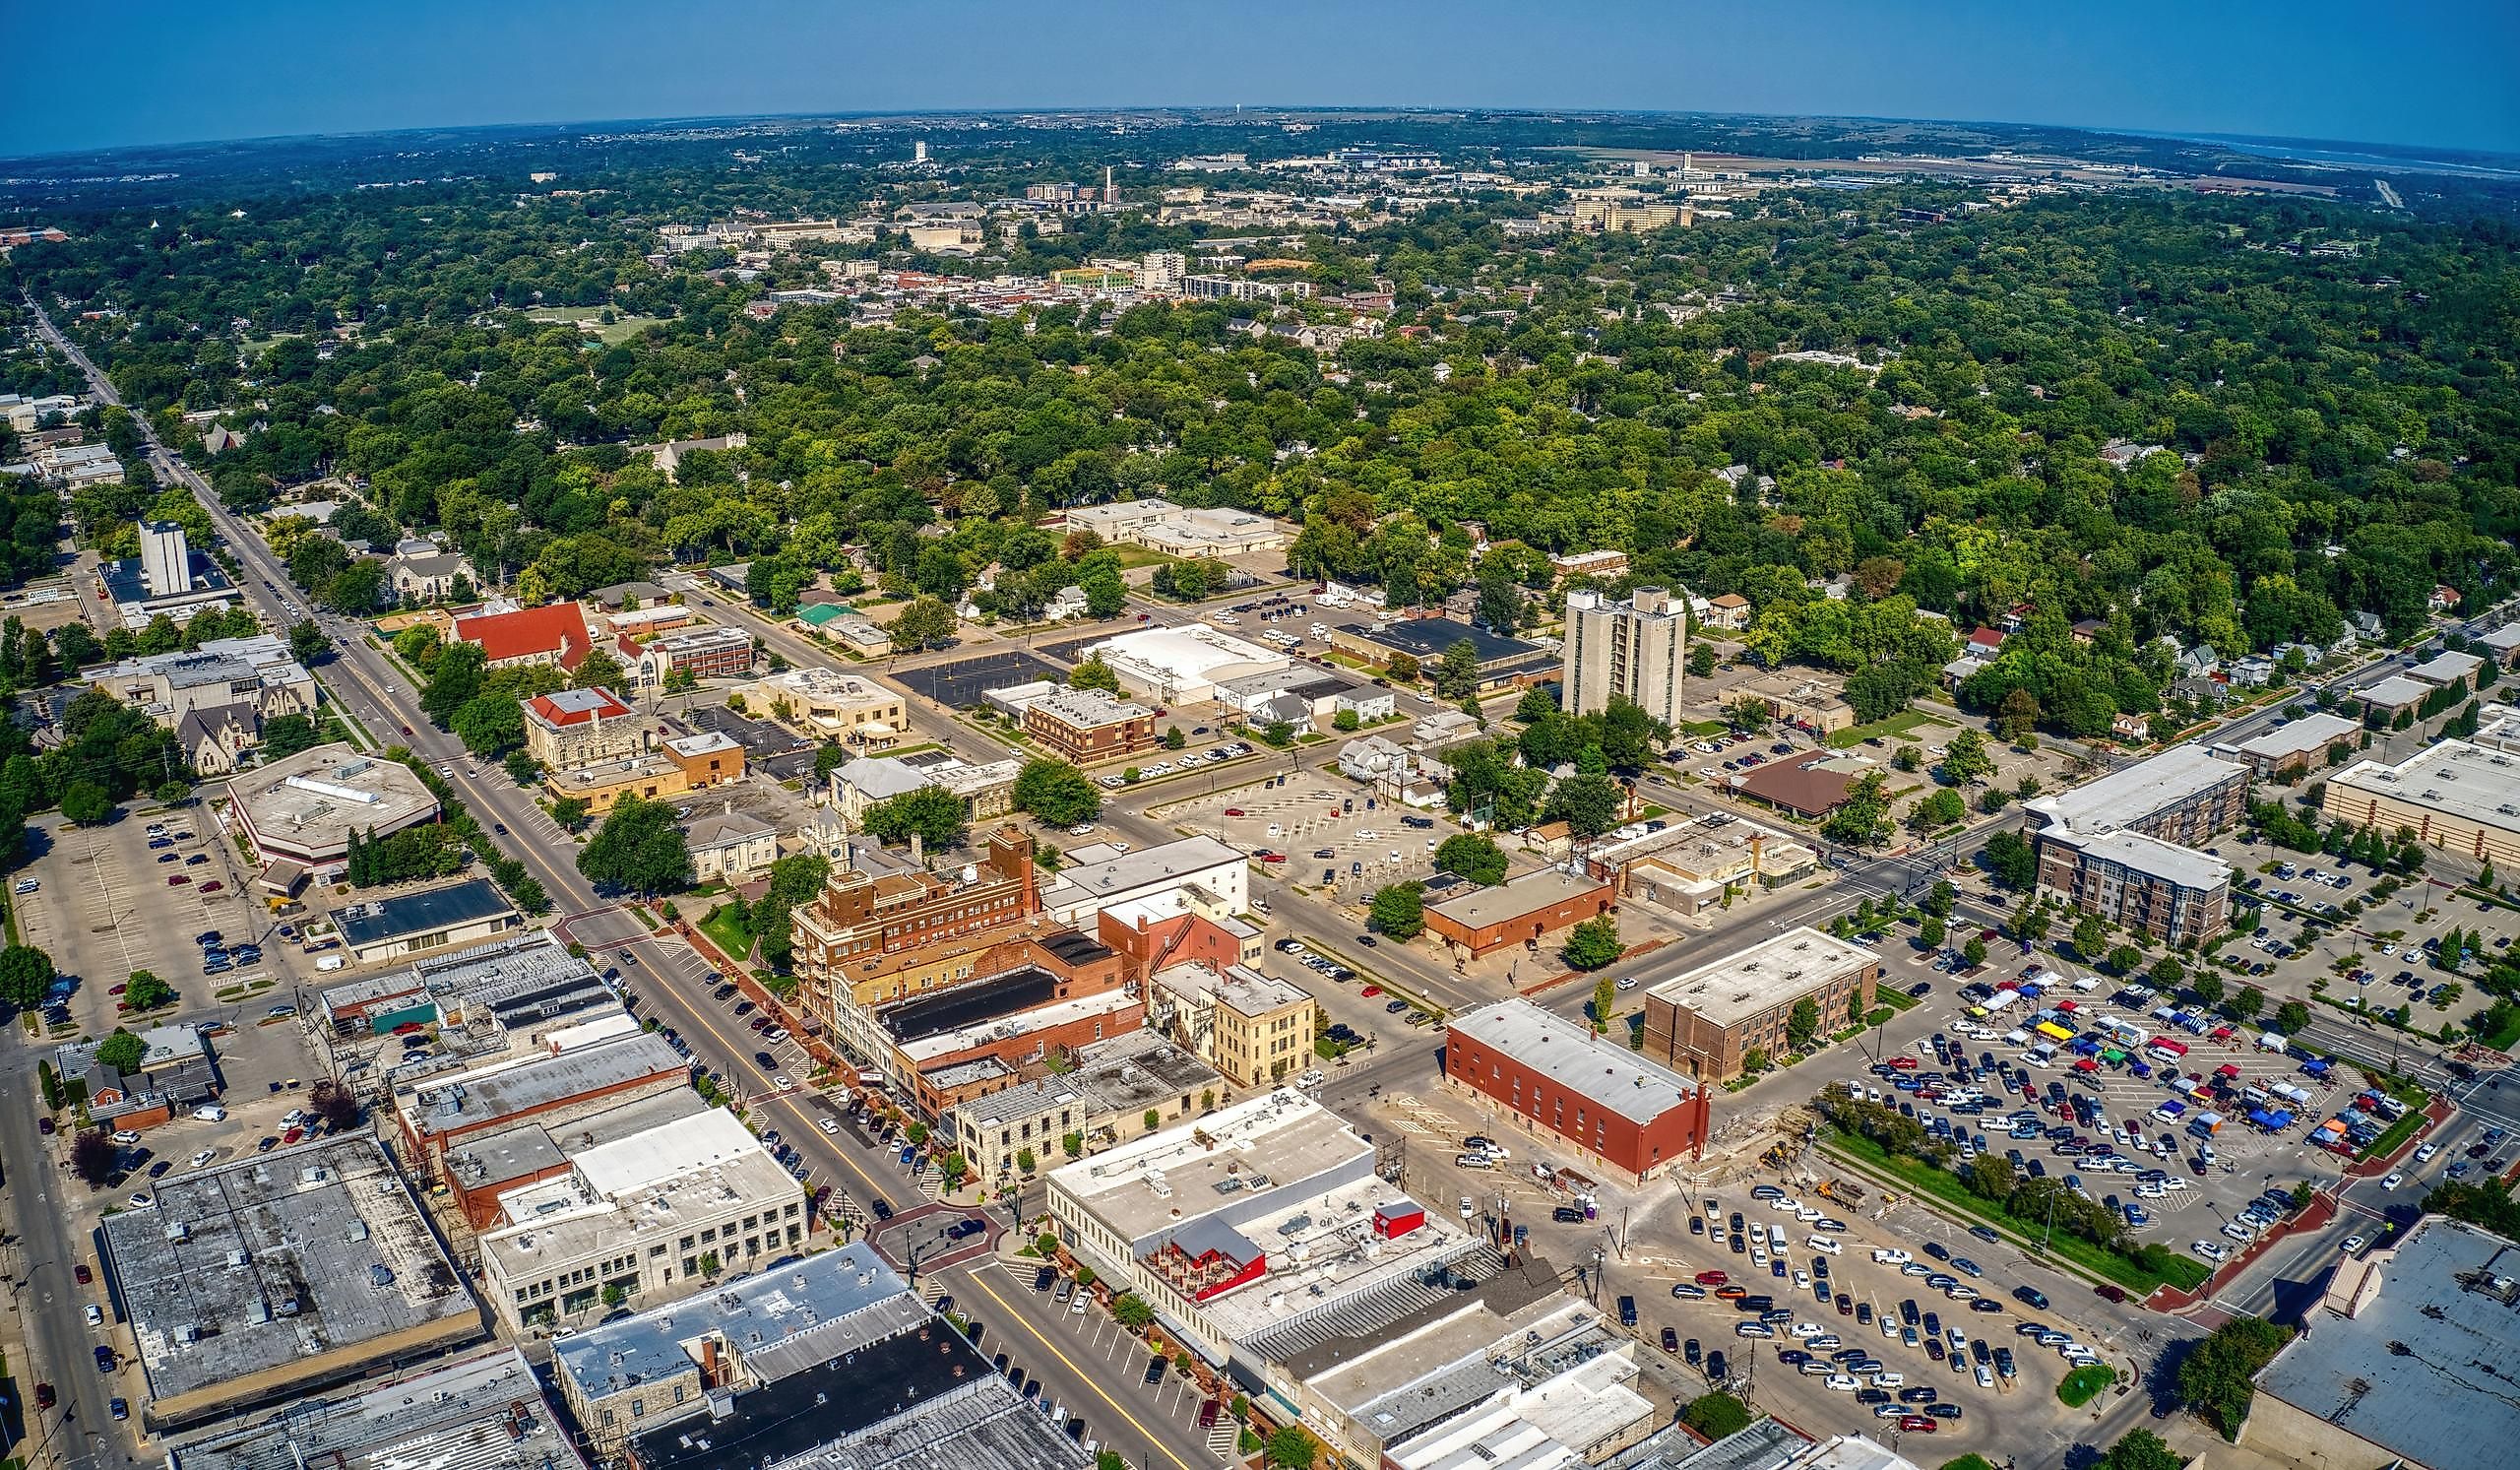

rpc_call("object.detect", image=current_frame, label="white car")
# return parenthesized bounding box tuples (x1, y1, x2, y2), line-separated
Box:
(817, 1118, 839, 1135)
(1824, 1374, 1859, 1392)
(2380, 1171, 2407, 1189)
(190, 1150, 215, 1168)
(2414, 1142, 2439, 1163)
(86, 1304, 103, 1326)
(2341, 1236, 2367, 1253)
(1615, 977, 1637, 991)
(1793, 1270, 1811, 1290)
(191, 1106, 227, 1122)
(1790, 1321, 1826, 1339)
(1871, 1372, 1904, 1388)
(1068, 823, 1096, 837)
(1460, 1194, 1475, 1220)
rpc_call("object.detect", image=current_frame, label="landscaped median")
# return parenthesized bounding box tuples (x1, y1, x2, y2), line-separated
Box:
(1816, 1124, 2210, 1297)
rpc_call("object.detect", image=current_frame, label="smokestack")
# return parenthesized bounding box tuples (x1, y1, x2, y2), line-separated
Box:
(1104, 165, 1114, 205)
(910, 832, 924, 866)
(701, 1335, 720, 1387)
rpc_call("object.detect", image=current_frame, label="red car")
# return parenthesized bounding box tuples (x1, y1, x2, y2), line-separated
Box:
(166, 874, 190, 886)
(200, 880, 224, 893)
(283, 1127, 304, 1145)
(1886, 1055, 1920, 1070)
(1223, 808, 1246, 817)
(34, 1382, 52, 1410)
(1359, 985, 1382, 997)
(75, 1263, 91, 1285)
(1695, 1270, 1728, 1286)
(1899, 1415, 1938, 1433)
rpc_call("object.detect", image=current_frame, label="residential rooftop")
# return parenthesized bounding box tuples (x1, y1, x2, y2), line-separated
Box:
(2251, 1216, 2520, 1470)
(2022, 744, 2247, 835)
(100, 1133, 481, 1425)
(1447, 999, 1702, 1125)
(1641, 927, 1876, 1027)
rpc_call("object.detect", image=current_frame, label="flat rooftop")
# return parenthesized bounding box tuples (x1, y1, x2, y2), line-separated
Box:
(2023, 744, 2246, 835)
(337, 878, 517, 948)
(1428, 867, 1608, 929)
(1447, 999, 1702, 1125)
(2410, 649, 2486, 685)
(2253, 1217, 2520, 1470)
(1040, 833, 1243, 907)
(1050, 1089, 1375, 1246)
(445, 1088, 709, 1198)
(881, 964, 1058, 1043)
(2223, 711, 2362, 761)
(2046, 826, 2231, 891)
(1196, 1180, 1476, 1344)
(2359, 673, 2433, 708)
(900, 986, 1139, 1065)
(571, 1104, 770, 1198)
(553, 1242, 912, 1404)
(226, 743, 438, 850)
(2328, 737, 2520, 837)
(398, 1031, 686, 1142)
(161, 1347, 582, 1470)
(1643, 927, 1875, 1026)
(101, 1133, 480, 1420)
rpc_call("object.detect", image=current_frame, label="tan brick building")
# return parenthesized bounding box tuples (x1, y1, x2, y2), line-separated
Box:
(1638, 927, 1878, 1083)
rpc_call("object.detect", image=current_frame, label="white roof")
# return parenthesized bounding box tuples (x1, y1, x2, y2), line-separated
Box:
(2046, 826, 2231, 892)
(1641, 927, 1875, 1026)
(1087, 624, 1287, 684)
(2227, 712, 2362, 761)
(1447, 999, 1701, 1125)
(2408, 650, 2485, 686)
(2023, 745, 2245, 836)
(2360, 674, 2432, 708)
(570, 1107, 769, 1199)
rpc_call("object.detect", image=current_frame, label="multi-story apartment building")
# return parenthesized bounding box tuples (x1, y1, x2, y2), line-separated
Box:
(2022, 746, 2250, 942)
(522, 686, 650, 770)
(943, 1032, 1228, 1194)
(1560, 587, 1687, 727)
(1637, 927, 1878, 1084)
(625, 624, 754, 686)
(2034, 826, 2231, 946)
(788, 826, 1039, 981)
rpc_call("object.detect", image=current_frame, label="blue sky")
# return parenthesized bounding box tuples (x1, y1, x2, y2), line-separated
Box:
(3, 0, 2514, 158)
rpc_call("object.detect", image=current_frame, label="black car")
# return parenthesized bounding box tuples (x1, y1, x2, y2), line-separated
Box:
(870, 1198, 895, 1220)
(1661, 1326, 1679, 1353)
(1705, 1350, 1727, 1379)
(1552, 1205, 1584, 1224)
(1035, 1266, 1056, 1292)
(755, 1051, 776, 1067)
(947, 1218, 987, 1240)
(1927, 1403, 1962, 1420)
(1684, 1337, 1702, 1364)
(2014, 1286, 2049, 1310)
(1618, 1295, 1638, 1327)
(1922, 1241, 1950, 1261)
(1357, 934, 1379, 947)
(1143, 1356, 1166, 1386)
(1970, 1298, 2002, 1313)
(94, 1345, 115, 1373)
(1900, 1299, 1921, 1326)
(1899, 1385, 1938, 1404)
(1908, 981, 1933, 998)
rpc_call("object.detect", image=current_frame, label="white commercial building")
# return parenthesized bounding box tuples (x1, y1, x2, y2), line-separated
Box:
(1084, 623, 1291, 703)
(477, 1108, 808, 1333)
(1037, 834, 1248, 925)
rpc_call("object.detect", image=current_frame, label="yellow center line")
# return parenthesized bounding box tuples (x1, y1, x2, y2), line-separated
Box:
(958, 1263, 1200, 1470)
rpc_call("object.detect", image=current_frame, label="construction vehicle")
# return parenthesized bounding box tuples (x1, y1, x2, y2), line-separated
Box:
(1816, 1177, 1868, 1209)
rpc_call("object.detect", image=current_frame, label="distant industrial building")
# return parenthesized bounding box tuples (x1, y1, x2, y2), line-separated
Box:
(224, 742, 440, 889)
(1639, 927, 1878, 1083)
(624, 623, 755, 687)
(2322, 736, 2520, 870)
(1444, 999, 1710, 1182)
(1562, 587, 1687, 727)
(99, 1133, 484, 1432)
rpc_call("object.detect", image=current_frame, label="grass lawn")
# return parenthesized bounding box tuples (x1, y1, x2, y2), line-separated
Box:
(2356, 1108, 2428, 1163)
(525, 306, 670, 345)
(1677, 720, 1729, 737)
(1826, 708, 1953, 749)
(1107, 544, 1179, 570)
(1823, 1130, 2209, 1294)
(2057, 1364, 2117, 1406)
(699, 902, 757, 965)
(1873, 983, 1923, 1012)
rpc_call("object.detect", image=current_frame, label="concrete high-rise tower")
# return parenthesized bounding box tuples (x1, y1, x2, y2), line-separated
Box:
(1561, 586, 1687, 728)
(913, 140, 928, 164)
(1103, 165, 1115, 204)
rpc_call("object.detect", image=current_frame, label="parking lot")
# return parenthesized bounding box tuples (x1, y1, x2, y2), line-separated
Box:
(1168, 777, 1455, 900)
(894, 649, 1066, 709)
(961, 1253, 1234, 1464)
(17, 806, 280, 1038)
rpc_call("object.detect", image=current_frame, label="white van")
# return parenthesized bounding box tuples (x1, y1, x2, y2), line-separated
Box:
(1767, 1224, 1789, 1251)
(1806, 1234, 1843, 1255)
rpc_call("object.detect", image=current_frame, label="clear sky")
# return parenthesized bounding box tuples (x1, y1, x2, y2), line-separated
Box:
(3, 0, 2514, 159)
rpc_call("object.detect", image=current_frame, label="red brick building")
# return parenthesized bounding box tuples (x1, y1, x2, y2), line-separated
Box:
(1022, 687, 1160, 763)
(1441, 999, 1710, 1183)
(1424, 868, 1615, 959)
(391, 1032, 691, 1174)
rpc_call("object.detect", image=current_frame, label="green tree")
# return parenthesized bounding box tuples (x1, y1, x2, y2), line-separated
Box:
(2232, 985, 2265, 1021)
(2151, 956, 2186, 991)
(72, 1129, 118, 1184)
(1386, 651, 1420, 683)
(1910, 788, 1965, 830)
(1015, 1147, 1037, 1175)
(1982, 829, 2038, 888)
(551, 796, 590, 832)
(1111, 1294, 1157, 1330)
(2072, 916, 2108, 958)
(1544, 774, 1623, 838)
(419, 641, 486, 724)
(575, 796, 693, 896)
(1081, 571, 1126, 618)
(1741, 1046, 1770, 1072)
(1941, 729, 1995, 785)
(1013, 759, 1102, 825)
(1433, 638, 1483, 700)
(2177, 1315, 2294, 1440)
(1678, 1391, 1751, 1439)
(1687, 642, 1718, 678)
(259, 711, 322, 759)
(0, 943, 56, 1008)
(1369, 882, 1425, 939)
(1069, 655, 1122, 694)
(2190, 970, 2226, 1005)
(2094, 1428, 2183, 1470)
(94, 1028, 147, 1074)
(863, 786, 971, 851)
(1564, 916, 1622, 970)
(1963, 936, 1988, 966)
(124, 970, 175, 1010)
(1787, 996, 1821, 1052)
(1162, 726, 1186, 750)
(286, 619, 328, 664)
(888, 596, 959, 652)
(1727, 696, 1771, 735)
(1920, 915, 1947, 947)
(571, 645, 627, 692)
(1433, 834, 1508, 885)
(1264, 1427, 1317, 1470)
(2107, 944, 2142, 975)
(60, 780, 113, 825)
(452, 693, 525, 755)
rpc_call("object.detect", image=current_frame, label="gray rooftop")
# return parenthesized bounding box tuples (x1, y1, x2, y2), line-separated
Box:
(2224, 711, 2362, 761)
(1445, 999, 1702, 1125)
(2359, 673, 2432, 708)
(2047, 825, 2231, 891)
(2327, 737, 2520, 841)
(1426, 866, 1606, 929)
(444, 1087, 710, 1196)
(101, 1133, 481, 1415)
(337, 877, 517, 947)
(1600, 1418, 1808, 1470)
(2253, 1216, 2520, 1470)
(553, 1242, 913, 1403)
(397, 1031, 686, 1141)
(1042, 833, 1241, 899)
(1641, 927, 1877, 1025)
(2022, 744, 2247, 835)
(162, 1347, 581, 1470)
